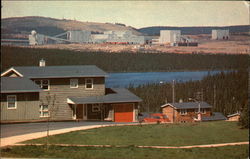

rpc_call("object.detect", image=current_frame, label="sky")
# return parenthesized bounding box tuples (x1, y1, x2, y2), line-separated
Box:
(1, 1, 249, 28)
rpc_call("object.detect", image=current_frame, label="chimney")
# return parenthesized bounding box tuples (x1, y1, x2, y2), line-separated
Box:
(39, 59, 45, 67)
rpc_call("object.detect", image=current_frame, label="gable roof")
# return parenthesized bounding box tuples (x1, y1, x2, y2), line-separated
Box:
(161, 102, 212, 109)
(68, 88, 142, 104)
(1, 65, 108, 78)
(1, 77, 42, 93)
(227, 112, 241, 118)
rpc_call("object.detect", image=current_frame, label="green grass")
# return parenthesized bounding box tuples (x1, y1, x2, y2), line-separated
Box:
(2, 145, 249, 159)
(24, 121, 248, 146)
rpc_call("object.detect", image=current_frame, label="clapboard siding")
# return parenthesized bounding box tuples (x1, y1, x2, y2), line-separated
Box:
(35, 77, 105, 120)
(1, 93, 40, 121)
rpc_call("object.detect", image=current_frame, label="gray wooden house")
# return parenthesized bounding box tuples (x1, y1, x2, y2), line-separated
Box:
(1, 62, 141, 122)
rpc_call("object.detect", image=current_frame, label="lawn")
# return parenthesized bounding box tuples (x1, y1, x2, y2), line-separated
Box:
(24, 121, 248, 146)
(2, 121, 249, 159)
(2, 145, 249, 159)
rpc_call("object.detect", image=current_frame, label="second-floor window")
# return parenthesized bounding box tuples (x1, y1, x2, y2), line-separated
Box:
(70, 79, 78, 88)
(35, 79, 50, 90)
(180, 109, 187, 115)
(7, 95, 17, 109)
(85, 78, 93, 89)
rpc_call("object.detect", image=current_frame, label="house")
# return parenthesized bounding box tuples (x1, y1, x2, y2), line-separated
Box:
(1, 77, 42, 121)
(161, 102, 212, 123)
(227, 112, 241, 121)
(1, 60, 142, 122)
(161, 102, 227, 123)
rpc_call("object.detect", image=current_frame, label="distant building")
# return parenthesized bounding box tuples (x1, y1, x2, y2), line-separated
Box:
(227, 112, 241, 121)
(161, 102, 226, 123)
(159, 30, 181, 44)
(92, 30, 145, 44)
(29, 30, 46, 45)
(211, 29, 229, 40)
(67, 30, 91, 43)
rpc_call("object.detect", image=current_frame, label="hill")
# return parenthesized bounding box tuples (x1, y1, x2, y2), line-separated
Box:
(1, 16, 142, 37)
(138, 25, 250, 36)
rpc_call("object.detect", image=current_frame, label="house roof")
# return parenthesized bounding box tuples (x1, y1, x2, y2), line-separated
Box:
(161, 102, 212, 109)
(202, 112, 227, 121)
(1, 65, 108, 78)
(227, 112, 241, 118)
(68, 88, 142, 104)
(1, 77, 41, 93)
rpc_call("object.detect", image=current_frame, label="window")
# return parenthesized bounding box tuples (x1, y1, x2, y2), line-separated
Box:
(85, 78, 93, 89)
(180, 109, 187, 115)
(92, 104, 100, 112)
(7, 95, 17, 109)
(70, 79, 78, 88)
(40, 105, 49, 117)
(201, 108, 206, 114)
(35, 80, 49, 90)
(180, 121, 187, 123)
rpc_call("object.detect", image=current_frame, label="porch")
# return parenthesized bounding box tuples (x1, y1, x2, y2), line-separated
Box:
(67, 88, 142, 122)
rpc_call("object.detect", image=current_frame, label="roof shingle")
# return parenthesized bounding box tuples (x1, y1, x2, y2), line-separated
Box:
(161, 102, 212, 109)
(11, 65, 108, 78)
(68, 88, 142, 104)
(1, 77, 41, 93)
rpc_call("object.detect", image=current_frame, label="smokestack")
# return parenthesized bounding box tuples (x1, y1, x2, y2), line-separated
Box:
(39, 59, 45, 67)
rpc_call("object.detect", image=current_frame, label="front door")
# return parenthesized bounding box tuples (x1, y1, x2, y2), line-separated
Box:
(76, 104, 83, 119)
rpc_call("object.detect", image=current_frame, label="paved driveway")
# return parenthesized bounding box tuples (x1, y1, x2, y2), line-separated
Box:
(1, 121, 131, 138)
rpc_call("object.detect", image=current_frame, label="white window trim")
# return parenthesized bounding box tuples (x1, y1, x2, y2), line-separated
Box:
(7, 95, 17, 109)
(92, 104, 100, 112)
(39, 104, 50, 117)
(70, 79, 79, 88)
(34, 79, 50, 91)
(85, 78, 93, 90)
(180, 109, 187, 115)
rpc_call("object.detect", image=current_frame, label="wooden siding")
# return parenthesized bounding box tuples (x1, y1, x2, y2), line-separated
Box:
(1, 93, 40, 121)
(228, 115, 240, 121)
(35, 77, 105, 120)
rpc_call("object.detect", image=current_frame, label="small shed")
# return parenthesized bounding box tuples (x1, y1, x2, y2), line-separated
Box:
(227, 112, 241, 121)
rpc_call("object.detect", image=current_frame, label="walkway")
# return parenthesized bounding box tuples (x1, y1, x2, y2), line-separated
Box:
(13, 141, 250, 149)
(1, 122, 139, 147)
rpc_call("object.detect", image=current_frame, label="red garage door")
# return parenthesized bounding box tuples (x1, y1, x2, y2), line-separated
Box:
(114, 104, 134, 122)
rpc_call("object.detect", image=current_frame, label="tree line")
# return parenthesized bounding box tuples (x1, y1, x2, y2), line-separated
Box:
(1, 46, 249, 72)
(128, 70, 249, 127)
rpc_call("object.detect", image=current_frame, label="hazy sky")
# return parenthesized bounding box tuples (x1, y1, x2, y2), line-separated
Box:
(2, 1, 249, 28)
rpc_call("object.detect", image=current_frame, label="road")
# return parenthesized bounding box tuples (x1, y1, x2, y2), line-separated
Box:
(1, 121, 130, 138)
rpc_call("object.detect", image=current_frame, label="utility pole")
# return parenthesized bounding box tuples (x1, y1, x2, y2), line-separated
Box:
(172, 80, 175, 103)
(213, 85, 216, 109)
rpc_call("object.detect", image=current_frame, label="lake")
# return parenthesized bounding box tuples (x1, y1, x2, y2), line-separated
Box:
(106, 70, 224, 88)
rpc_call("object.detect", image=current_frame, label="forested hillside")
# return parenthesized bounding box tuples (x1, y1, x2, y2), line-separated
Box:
(1, 46, 249, 72)
(128, 70, 248, 118)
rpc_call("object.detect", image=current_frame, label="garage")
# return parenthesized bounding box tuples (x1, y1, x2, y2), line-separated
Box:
(114, 103, 134, 122)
